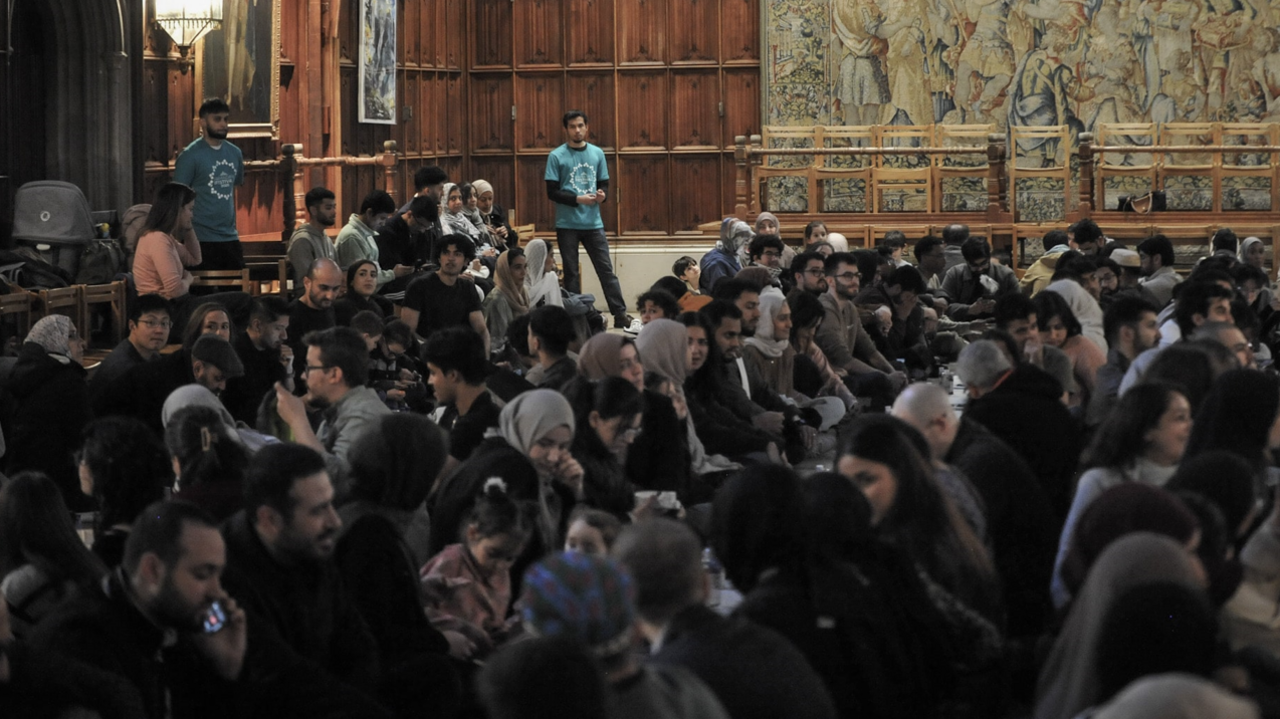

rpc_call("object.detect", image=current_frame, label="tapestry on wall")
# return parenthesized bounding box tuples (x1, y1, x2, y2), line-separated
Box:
(763, 0, 1280, 218)
(359, 0, 396, 124)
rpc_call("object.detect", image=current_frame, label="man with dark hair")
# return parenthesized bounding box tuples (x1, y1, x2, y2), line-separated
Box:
(790, 250, 828, 295)
(423, 327, 500, 471)
(879, 230, 909, 267)
(747, 234, 785, 270)
(287, 187, 339, 295)
(913, 234, 948, 298)
(545, 109, 629, 329)
(941, 223, 970, 271)
(527, 305, 578, 390)
(222, 443, 379, 697)
(1087, 295, 1161, 427)
(1137, 234, 1182, 306)
(95, 334, 245, 433)
(174, 98, 245, 270)
(636, 289, 681, 324)
(378, 194, 440, 274)
(287, 258, 342, 384)
(223, 295, 294, 424)
(941, 237, 1019, 319)
(992, 292, 1077, 396)
(868, 265, 932, 373)
(90, 293, 172, 398)
(1019, 229, 1073, 296)
(815, 251, 904, 406)
(1211, 227, 1240, 259)
(336, 189, 415, 292)
(1118, 281, 1235, 393)
(401, 234, 489, 353)
(1067, 218, 1103, 254)
(613, 518, 838, 719)
(274, 327, 390, 483)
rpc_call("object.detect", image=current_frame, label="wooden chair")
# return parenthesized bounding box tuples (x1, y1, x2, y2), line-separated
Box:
(932, 123, 995, 213)
(872, 125, 933, 213)
(1219, 122, 1279, 212)
(0, 285, 33, 341)
(757, 126, 818, 213)
(82, 280, 128, 346)
(36, 285, 87, 335)
(1007, 125, 1072, 222)
(813, 125, 874, 213)
(1094, 122, 1158, 211)
(189, 268, 252, 293)
(1158, 122, 1219, 210)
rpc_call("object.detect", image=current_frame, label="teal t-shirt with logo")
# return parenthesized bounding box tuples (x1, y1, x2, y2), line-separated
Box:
(544, 143, 608, 230)
(173, 137, 245, 243)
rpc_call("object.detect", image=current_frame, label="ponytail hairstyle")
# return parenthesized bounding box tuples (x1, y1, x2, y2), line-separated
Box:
(164, 405, 249, 491)
(464, 477, 534, 547)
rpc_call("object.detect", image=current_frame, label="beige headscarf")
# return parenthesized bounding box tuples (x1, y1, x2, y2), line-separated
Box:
(494, 249, 530, 315)
(745, 287, 790, 359)
(498, 389, 575, 456)
(578, 333, 631, 380)
(634, 319, 688, 394)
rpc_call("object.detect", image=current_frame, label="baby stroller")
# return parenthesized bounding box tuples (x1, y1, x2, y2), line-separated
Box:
(9, 180, 96, 280)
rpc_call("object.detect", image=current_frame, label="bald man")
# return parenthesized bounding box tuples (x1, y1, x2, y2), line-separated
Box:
(892, 383, 1057, 639)
(286, 258, 342, 387)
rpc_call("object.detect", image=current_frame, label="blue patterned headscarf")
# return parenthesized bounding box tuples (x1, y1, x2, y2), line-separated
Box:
(521, 552, 636, 658)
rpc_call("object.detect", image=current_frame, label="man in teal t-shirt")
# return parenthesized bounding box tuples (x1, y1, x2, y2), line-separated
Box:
(545, 110, 629, 329)
(173, 97, 245, 270)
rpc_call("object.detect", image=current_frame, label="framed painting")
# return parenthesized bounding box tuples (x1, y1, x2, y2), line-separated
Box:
(358, 0, 397, 124)
(197, 0, 281, 139)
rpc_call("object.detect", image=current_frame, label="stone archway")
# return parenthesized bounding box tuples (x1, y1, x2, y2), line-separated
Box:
(7, 0, 133, 213)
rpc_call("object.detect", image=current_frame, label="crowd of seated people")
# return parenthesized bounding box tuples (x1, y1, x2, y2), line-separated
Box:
(5, 198, 1280, 719)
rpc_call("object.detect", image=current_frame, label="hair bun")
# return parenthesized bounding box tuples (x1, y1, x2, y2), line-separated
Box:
(483, 477, 508, 496)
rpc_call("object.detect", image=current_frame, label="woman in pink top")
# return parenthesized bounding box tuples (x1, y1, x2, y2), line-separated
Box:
(132, 182, 202, 300)
(1035, 290, 1106, 410)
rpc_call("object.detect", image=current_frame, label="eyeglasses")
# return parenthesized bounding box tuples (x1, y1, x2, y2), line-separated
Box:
(304, 364, 331, 374)
(831, 272, 859, 281)
(138, 318, 172, 329)
(802, 268, 825, 276)
(761, 251, 781, 259)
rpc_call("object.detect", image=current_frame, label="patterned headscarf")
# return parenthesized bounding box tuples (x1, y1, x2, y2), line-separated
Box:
(521, 552, 636, 658)
(26, 314, 75, 358)
(717, 217, 754, 254)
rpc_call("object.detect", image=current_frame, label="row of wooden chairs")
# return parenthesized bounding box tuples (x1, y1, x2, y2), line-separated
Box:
(0, 280, 128, 349)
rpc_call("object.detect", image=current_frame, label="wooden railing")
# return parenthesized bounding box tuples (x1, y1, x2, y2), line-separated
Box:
(282, 141, 401, 231)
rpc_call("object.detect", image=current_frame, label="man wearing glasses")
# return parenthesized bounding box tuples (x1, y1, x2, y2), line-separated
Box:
(89, 293, 172, 399)
(815, 252, 907, 408)
(790, 251, 829, 296)
(940, 237, 1019, 320)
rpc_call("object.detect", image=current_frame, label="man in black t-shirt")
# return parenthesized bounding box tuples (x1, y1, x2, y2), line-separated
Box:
(286, 258, 341, 387)
(224, 295, 294, 424)
(402, 234, 490, 354)
(423, 327, 501, 478)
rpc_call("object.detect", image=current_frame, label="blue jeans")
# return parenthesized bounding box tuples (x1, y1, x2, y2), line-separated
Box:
(555, 227, 626, 316)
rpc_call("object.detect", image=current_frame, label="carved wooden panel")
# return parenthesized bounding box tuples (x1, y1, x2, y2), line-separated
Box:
(722, 68, 760, 148)
(720, 0, 759, 63)
(618, 72, 668, 150)
(564, 73, 615, 149)
(433, 74, 449, 155)
(672, 71, 720, 149)
(402, 0, 421, 67)
(471, 74, 515, 151)
(514, 0, 564, 68)
(618, 0, 666, 65)
(602, 153, 619, 234)
(446, 73, 464, 154)
(340, 65, 358, 156)
(618, 155, 669, 233)
(473, 0, 513, 68)
(515, 73, 566, 151)
(403, 71, 421, 155)
(566, 0, 614, 66)
(670, 154, 721, 230)
(443, 0, 464, 69)
(671, 0, 718, 63)
(517, 155, 558, 234)
(142, 61, 171, 163)
(720, 155, 736, 218)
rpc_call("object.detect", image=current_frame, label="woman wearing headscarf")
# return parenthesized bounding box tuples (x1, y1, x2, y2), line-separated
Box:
(2, 315, 92, 511)
(750, 211, 796, 270)
(439, 182, 486, 243)
(1034, 533, 1209, 719)
(699, 218, 751, 293)
(523, 239, 564, 308)
(577, 332, 695, 499)
(483, 247, 530, 363)
(744, 287, 845, 432)
(429, 389, 583, 575)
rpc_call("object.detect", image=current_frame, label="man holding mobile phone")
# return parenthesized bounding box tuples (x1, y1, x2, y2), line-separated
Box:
(545, 110, 631, 330)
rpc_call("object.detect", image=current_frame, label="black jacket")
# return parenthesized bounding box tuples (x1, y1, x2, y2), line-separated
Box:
(963, 364, 1081, 523)
(3, 342, 93, 510)
(653, 604, 838, 719)
(222, 331, 287, 426)
(93, 348, 192, 435)
(220, 511, 381, 696)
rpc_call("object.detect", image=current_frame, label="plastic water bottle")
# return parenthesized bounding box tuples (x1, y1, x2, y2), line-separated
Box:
(703, 547, 724, 607)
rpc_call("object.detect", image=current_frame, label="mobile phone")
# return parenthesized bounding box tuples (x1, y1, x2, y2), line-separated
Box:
(202, 600, 227, 634)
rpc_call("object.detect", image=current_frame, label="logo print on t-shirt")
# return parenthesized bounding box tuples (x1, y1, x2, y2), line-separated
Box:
(568, 162, 597, 195)
(207, 159, 238, 201)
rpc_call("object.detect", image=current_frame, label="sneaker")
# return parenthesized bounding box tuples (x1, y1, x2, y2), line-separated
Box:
(613, 314, 635, 330)
(623, 319, 644, 335)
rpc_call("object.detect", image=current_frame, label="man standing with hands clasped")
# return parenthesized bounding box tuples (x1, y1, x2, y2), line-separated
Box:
(545, 110, 631, 329)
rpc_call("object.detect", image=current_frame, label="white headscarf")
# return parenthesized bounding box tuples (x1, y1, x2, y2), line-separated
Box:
(1239, 236, 1265, 267)
(744, 287, 789, 359)
(26, 314, 75, 359)
(524, 239, 563, 308)
(826, 232, 850, 253)
(498, 388, 575, 456)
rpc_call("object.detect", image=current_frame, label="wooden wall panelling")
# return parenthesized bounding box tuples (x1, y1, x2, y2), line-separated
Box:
(517, 155, 559, 234)
(671, 0, 719, 64)
(617, 72, 668, 150)
(566, 0, 615, 66)
(671, 154, 722, 230)
(471, 75, 515, 152)
(514, 0, 565, 68)
(441, 157, 466, 186)
(618, 0, 668, 65)
(515, 73, 567, 151)
(442, 0, 464, 69)
(472, 0, 514, 69)
(403, 0, 422, 67)
(435, 74, 451, 155)
(618, 155, 669, 233)
(339, 66, 358, 155)
(720, 0, 760, 64)
(721, 68, 761, 149)
(602, 153, 619, 234)
(672, 71, 721, 149)
(446, 74, 465, 155)
(564, 73, 616, 150)
(720, 155, 738, 219)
